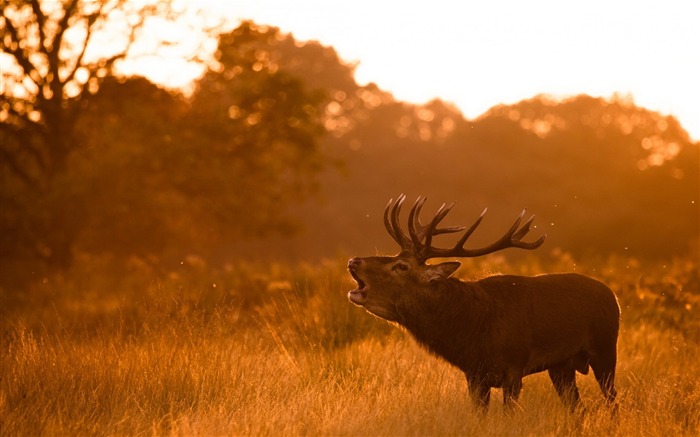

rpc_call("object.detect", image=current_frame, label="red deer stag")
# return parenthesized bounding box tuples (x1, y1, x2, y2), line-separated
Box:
(347, 194, 620, 412)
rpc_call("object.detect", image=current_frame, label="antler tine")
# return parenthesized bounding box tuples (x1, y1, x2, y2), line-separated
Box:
(432, 203, 468, 235)
(459, 210, 521, 256)
(422, 206, 546, 259)
(384, 198, 395, 237)
(500, 209, 527, 243)
(384, 194, 413, 251)
(423, 202, 454, 251)
(384, 197, 401, 247)
(453, 207, 488, 249)
(511, 214, 547, 249)
(392, 195, 407, 245)
(499, 210, 546, 249)
(410, 197, 465, 238)
(469, 209, 544, 256)
(408, 197, 467, 259)
(512, 213, 534, 241)
(408, 196, 428, 248)
(385, 195, 545, 260)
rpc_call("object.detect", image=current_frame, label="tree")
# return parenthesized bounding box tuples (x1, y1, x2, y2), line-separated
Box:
(0, 0, 176, 266)
(299, 92, 698, 261)
(184, 22, 328, 241)
(0, 0, 176, 186)
(1, 19, 332, 274)
(69, 76, 189, 259)
(74, 23, 331, 260)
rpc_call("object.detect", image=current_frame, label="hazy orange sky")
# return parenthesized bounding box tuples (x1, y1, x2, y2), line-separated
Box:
(127, 0, 700, 141)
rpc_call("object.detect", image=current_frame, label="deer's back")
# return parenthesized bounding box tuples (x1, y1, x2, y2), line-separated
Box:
(474, 273, 619, 369)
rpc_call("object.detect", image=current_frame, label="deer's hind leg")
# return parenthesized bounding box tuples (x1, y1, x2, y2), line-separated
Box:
(590, 352, 617, 406)
(589, 311, 619, 408)
(548, 362, 581, 411)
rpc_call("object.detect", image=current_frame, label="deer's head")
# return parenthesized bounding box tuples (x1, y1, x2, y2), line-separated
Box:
(347, 194, 546, 320)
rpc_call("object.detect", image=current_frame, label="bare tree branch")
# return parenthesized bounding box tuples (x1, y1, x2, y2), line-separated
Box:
(1, 12, 43, 88)
(47, 0, 80, 97)
(61, 9, 102, 86)
(29, 0, 46, 45)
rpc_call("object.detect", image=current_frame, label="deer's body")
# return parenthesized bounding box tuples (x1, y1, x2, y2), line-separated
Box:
(348, 195, 620, 412)
(394, 272, 618, 407)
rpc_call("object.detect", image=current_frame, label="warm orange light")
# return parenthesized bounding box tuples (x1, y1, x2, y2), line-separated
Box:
(117, 0, 699, 141)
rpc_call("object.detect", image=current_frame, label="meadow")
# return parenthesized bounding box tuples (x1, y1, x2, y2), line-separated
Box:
(1, 252, 699, 436)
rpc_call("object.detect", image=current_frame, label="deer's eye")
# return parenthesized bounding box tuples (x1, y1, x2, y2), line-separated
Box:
(392, 262, 409, 272)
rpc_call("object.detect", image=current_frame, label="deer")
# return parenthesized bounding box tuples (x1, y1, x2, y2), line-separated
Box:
(347, 194, 620, 413)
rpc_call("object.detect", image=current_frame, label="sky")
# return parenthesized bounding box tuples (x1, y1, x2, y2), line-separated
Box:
(138, 0, 700, 141)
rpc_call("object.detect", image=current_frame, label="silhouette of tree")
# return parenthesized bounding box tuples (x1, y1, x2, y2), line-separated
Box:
(1, 0, 178, 266)
(2, 9, 696, 274)
(184, 21, 328, 242)
(1, 20, 332, 273)
(311, 93, 698, 260)
(69, 77, 188, 259)
(0, 0, 176, 187)
(468, 95, 698, 257)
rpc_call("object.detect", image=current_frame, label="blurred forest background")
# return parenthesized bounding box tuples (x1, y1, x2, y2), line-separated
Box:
(2, 2, 699, 289)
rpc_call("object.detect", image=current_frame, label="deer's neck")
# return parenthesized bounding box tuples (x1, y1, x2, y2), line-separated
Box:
(398, 278, 494, 369)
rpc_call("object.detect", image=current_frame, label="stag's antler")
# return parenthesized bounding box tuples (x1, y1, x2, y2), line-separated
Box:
(384, 194, 546, 262)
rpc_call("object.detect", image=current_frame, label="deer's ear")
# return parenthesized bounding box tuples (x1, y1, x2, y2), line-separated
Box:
(426, 261, 461, 281)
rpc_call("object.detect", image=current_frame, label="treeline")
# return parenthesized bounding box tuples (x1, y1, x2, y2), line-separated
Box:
(295, 92, 699, 262)
(2, 17, 698, 285)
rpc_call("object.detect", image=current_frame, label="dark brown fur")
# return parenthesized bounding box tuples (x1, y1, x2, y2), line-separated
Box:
(348, 255, 620, 411)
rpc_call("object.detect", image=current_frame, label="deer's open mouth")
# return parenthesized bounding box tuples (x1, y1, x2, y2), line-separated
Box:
(348, 268, 368, 304)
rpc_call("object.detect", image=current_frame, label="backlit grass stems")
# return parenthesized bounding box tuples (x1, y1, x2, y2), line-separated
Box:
(1, 255, 699, 436)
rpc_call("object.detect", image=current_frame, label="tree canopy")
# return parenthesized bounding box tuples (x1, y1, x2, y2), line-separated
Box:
(1, 0, 179, 265)
(1, 12, 331, 271)
(1, 0, 175, 186)
(1, 12, 697, 285)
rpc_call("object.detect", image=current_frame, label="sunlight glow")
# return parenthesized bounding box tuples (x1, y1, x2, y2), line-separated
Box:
(126, 0, 700, 141)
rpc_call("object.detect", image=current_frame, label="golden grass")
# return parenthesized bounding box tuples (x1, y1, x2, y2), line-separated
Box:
(1, 254, 698, 436)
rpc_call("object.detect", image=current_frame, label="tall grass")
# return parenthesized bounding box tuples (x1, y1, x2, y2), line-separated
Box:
(1, 253, 698, 436)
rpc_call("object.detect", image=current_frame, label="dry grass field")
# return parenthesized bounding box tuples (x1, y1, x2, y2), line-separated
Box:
(1, 253, 699, 436)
